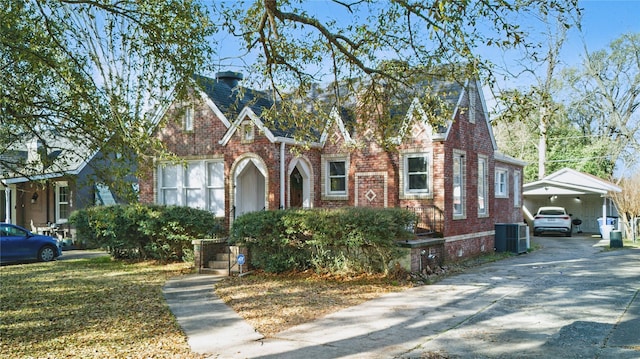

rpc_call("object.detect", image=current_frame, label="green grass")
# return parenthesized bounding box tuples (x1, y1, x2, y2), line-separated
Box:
(0, 257, 202, 359)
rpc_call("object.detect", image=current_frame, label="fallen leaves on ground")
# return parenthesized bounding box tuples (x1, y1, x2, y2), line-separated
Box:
(0, 257, 202, 359)
(214, 270, 414, 336)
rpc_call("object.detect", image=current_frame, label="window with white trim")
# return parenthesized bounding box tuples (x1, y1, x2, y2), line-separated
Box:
(514, 171, 521, 208)
(241, 121, 254, 143)
(329, 161, 346, 193)
(495, 168, 508, 198)
(468, 86, 476, 123)
(158, 160, 225, 216)
(55, 181, 70, 223)
(400, 151, 432, 198)
(453, 151, 466, 218)
(321, 155, 349, 199)
(184, 107, 194, 131)
(478, 156, 488, 216)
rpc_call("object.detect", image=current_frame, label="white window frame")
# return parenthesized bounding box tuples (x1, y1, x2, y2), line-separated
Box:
(55, 181, 70, 224)
(184, 107, 194, 132)
(399, 150, 433, 199)
(157, 160, 225, 217)
(478, 155, 489, 217)
(513, 170, 521, 208)
(453, 150, 466, 219)
(495, 167, 509, 198)
(321, 154, 349, 200)
(241, 120, 255, 143)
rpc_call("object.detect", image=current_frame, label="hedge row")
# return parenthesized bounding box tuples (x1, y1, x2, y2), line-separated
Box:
(69, 204, 224, 262)
(229, 207, 416, 274)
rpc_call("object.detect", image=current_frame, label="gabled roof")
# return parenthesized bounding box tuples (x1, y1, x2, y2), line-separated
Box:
(193, 74, 273, 124)
(2, 133, 97, 184)
(523, 167, 621, 197)
(325, 76, 497, 148)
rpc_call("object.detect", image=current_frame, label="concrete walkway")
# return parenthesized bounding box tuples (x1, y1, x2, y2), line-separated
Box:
(163, 236, 640, 358)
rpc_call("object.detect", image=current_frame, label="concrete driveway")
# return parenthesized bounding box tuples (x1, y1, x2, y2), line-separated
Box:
(211, 235, 639, 358)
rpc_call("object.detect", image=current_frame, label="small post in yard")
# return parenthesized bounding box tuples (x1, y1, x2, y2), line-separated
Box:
(237, 253, 245, 275)
(192, 240, 202, 274)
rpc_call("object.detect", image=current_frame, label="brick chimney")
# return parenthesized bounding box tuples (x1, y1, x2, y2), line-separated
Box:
(216, 71, 243, 88)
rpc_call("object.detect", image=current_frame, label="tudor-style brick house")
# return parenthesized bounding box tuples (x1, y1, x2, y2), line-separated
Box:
(138, 71, 525, 263)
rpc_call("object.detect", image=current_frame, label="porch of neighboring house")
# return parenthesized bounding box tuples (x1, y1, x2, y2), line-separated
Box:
(2, 180, 76, 247)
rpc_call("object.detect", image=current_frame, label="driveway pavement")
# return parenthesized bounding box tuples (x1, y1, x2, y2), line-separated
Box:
(164, 236, 639, 358)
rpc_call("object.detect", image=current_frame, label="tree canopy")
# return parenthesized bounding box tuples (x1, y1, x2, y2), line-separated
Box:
(215, 0, 579, 142)
(2, 0, 582, 194)
(493, 32, 640, 182)
(1, 0, 214, 192)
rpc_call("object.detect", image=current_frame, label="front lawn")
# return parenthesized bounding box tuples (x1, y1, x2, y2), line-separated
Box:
(0, 257, 202, 359)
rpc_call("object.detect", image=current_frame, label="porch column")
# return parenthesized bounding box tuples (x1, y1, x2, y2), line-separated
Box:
(602, 196, 607, 226)
(4, 185, 10, 224)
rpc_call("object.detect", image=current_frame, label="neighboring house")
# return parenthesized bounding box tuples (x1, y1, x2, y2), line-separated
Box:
(523, 168, 622, 235)
(139, 71, 525, 263)
(1, 133, 124, 240)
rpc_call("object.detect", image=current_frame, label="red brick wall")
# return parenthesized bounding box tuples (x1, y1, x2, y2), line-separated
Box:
(493, 161, 524, 224)
(440, 87, 496, 239)
(142, 82, 524, 263)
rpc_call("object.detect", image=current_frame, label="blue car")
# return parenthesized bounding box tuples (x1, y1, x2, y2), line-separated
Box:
(0, 223, 62, 263)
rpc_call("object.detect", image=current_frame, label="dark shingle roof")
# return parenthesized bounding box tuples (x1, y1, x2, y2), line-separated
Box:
(194, 74, 274, 119)
(194, 73, 465, 141)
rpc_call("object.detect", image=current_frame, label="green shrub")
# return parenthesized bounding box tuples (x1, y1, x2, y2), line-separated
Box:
(70, 204, 224, 262)
(229, 207, 415, 274)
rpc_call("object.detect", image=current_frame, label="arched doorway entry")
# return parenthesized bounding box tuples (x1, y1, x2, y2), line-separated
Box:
(288, 158, 313, 208)
(233, 156, 267, 218)
(290, 167, 303, 208)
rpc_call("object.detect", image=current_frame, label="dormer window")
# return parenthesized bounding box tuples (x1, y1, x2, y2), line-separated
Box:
(184, 107, 194, 132)
(241, 121, 254, 143)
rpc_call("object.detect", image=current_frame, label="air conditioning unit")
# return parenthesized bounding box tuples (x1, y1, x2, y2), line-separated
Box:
(495, 223, 528, 254)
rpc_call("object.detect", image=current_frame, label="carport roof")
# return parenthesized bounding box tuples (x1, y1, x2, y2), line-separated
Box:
(523, 167, 621, 196)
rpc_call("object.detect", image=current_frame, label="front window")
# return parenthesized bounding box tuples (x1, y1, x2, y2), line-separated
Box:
(478, 156, 488, 216)
(329, 161, 346, 193)
(55, 181, 70, 223)
(184, 107, 194, 131)
(158, 160, 225, 216)
(241, 121, 254, 143)
(321, 155, 349, 199)
(453, 151, 466, 218)
(400, 150, 433, 200)
(495, 168, 508, 198)
(514, 171, 521, 208)
(407, 156, 429, 192)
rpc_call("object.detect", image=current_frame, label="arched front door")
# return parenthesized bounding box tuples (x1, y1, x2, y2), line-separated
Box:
(233, 156, 267, 218)
(288, 158, 313, 209)
(290, 167, 303, 208)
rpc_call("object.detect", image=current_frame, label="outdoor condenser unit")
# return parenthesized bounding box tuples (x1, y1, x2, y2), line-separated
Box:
(495, 223, 528, 254)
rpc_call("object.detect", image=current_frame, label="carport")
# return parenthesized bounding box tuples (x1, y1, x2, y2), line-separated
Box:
(523, 168, 622, 235)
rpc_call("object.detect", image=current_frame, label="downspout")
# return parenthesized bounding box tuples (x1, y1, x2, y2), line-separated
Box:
(280, 141, 286, 209)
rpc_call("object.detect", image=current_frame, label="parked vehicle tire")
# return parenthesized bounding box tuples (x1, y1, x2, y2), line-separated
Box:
(565, 229, 572, 237)
(38, 246, 57, 262)
(534, 230, 541, 237)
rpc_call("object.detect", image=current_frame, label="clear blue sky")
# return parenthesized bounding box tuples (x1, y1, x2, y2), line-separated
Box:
(572, 0, 640, 53)
(211, 0, 640, 85)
